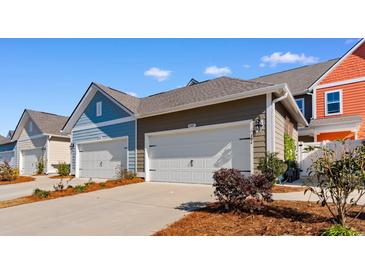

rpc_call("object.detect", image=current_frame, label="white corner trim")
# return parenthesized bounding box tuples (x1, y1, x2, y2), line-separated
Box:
(317, 76, 365, 89)
(324, 90, 343, 116)
(295, 97, 305, 118)
(72, 116, 135, 132)
(266, 93, 274, 153)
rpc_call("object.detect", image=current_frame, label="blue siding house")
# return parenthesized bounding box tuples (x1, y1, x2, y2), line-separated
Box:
(63, 83, 138, 179)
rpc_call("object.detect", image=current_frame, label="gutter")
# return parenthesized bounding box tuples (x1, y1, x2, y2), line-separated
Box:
(270, 89, 289, 153)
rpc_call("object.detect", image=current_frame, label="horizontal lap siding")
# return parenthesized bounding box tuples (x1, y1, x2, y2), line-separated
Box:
(316, 81, 365, 139)
(17, 136, 48, 169)
(71, 121, 136, 173)
(275, 102, 298, 161)
(49, 138, 71, 170)
(137, 96, 267, 173)
(319, 44, 365, 85)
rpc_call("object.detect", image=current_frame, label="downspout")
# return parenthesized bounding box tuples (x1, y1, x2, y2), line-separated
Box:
(270, 89, 289, 153)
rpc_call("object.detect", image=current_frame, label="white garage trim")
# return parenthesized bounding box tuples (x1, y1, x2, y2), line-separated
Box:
(144, 120, 253, 183)
(75, 136, 129, 178)
(20, 147, 44, 175)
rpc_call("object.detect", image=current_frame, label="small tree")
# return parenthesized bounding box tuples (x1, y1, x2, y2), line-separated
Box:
(257, 152, 286, 183)
(36, 158, 45, 175)
(305, 141, 365, 227)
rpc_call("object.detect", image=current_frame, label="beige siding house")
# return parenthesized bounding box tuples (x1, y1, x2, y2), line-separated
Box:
(11, 109, 70, 175)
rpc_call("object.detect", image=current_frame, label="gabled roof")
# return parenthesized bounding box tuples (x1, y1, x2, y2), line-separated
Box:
(0, 135, 9, 145)
(12, 109, 69, 141)
(251, 59, 339, 96)
(309, 38, 365, 89)
(63, 76, 308, 132)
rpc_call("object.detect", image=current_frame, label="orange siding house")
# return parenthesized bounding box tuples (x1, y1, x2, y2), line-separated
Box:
(310, 39, 365, 141)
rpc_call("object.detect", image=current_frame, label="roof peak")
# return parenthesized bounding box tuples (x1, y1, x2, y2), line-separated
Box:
(253, 58, 339, 79)
(25, 108, 68, 118)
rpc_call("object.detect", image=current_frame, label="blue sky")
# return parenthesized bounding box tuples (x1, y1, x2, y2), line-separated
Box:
(0, 38, 360, 136)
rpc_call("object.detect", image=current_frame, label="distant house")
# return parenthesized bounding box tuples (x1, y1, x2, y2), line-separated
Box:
(0, 134, 16, 167)
(10, 109, 71, 175)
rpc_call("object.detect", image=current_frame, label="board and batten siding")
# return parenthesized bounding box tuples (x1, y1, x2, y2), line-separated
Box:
(70, 91, 136, 175)
(275, 102, 298, 160)
(137, 95, 267, 174)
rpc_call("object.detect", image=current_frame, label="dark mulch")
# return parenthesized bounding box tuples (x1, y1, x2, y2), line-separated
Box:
(154, 200, 365, 236)
(0, 176, 35, 185)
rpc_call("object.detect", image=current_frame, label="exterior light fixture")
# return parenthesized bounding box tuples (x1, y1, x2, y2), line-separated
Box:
(254, 117, 264, 135)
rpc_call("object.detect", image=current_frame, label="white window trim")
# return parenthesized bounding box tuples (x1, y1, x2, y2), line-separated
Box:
(295, 98, 305, 117)
(96, 101, 102, 117)
(325, 90, 343, 116)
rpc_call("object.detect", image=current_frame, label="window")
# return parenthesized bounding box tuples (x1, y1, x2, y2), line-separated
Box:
(325, 90, 342, 115)
(29, 121, 33, 132)
(295, 98, 305, 116)
(96, 101, 102, 117)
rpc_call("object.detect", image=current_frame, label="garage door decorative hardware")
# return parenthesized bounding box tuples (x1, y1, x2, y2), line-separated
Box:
(240, 170, 251, 172)
(239, 137, 251, 140)
(149, 145, 156, 148)
(149, 169, 156, 171)
(189, 160, 194, 167)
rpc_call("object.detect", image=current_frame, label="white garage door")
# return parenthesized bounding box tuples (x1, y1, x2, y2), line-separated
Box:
(147, 122, 252, 184)
(78, 138, 128, 179)
(21, 148, 43, 175)
(0, 151, 15, 167)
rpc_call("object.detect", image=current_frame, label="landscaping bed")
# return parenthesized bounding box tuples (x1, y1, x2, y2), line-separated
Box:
(0, 176, 35, 186)
(49, 175, 75, 180)
(0, 178, 144, 209)
(271, 185, 306, 193)
(154, 200, 365, 236)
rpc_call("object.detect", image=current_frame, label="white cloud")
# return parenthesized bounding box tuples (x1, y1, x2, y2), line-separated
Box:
(260, 52, 320, 67)
(144, 67, 171, 82)
(243, 64, 251, 69)
(126, 91, 138, 97)
(204, 65, 231, 76)
(259, 63, 266, 68)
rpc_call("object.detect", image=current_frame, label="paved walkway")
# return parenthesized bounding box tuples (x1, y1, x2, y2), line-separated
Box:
(0, 175, 106, 201)
(0, 182, 214, 235)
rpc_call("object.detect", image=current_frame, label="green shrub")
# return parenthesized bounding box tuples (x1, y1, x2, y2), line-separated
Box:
(32, 188, 50, 199)
(321, 225, 361, 236)
(115, 165, 137, 180)
(306, 142, 365, 226)
(74, 185, 87, 193)
(99, 182, 106, 188)
(36, 158, 45, 175)
(284, 133, 296, 161)
(84, 182, 96, 187)
(258, 152, 286, 183)
(53, 180, 65, 191)
(56, 162, 70, 177)
(0, 162, 19, 181)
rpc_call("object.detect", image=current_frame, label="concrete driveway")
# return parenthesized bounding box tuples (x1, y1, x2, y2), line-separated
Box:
(0, 182, 214, 236)
(0, 175, 105, 201)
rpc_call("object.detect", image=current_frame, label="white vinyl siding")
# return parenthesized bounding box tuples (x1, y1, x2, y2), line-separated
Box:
(48, 139, 71, 173)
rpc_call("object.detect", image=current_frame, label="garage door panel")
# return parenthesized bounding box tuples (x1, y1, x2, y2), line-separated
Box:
(22, 148, 43, 175)
(79, 139, 128, 179)
(148, 123, 251, 184)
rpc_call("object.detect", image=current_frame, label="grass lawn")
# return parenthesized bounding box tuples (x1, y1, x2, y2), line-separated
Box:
(154, 200, 365, 236)
(0, 178, 144, 209)
(0, 176, 35, 186)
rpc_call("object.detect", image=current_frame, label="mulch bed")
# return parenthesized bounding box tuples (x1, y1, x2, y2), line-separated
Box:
(272, 185, 306, 193)
(49, 175, 75, 180)
(154, 200, 365, 236)
(0, 178, 144, 209)
(0, 176, 35, 186)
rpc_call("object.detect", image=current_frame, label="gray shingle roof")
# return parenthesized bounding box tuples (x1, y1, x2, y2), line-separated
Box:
(251, 59, 339, 96)
(27, 109, 69, 136)
(0, 135, 9, 145)
(310, 115, 362, 127)
(97, 77, 273, 116)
